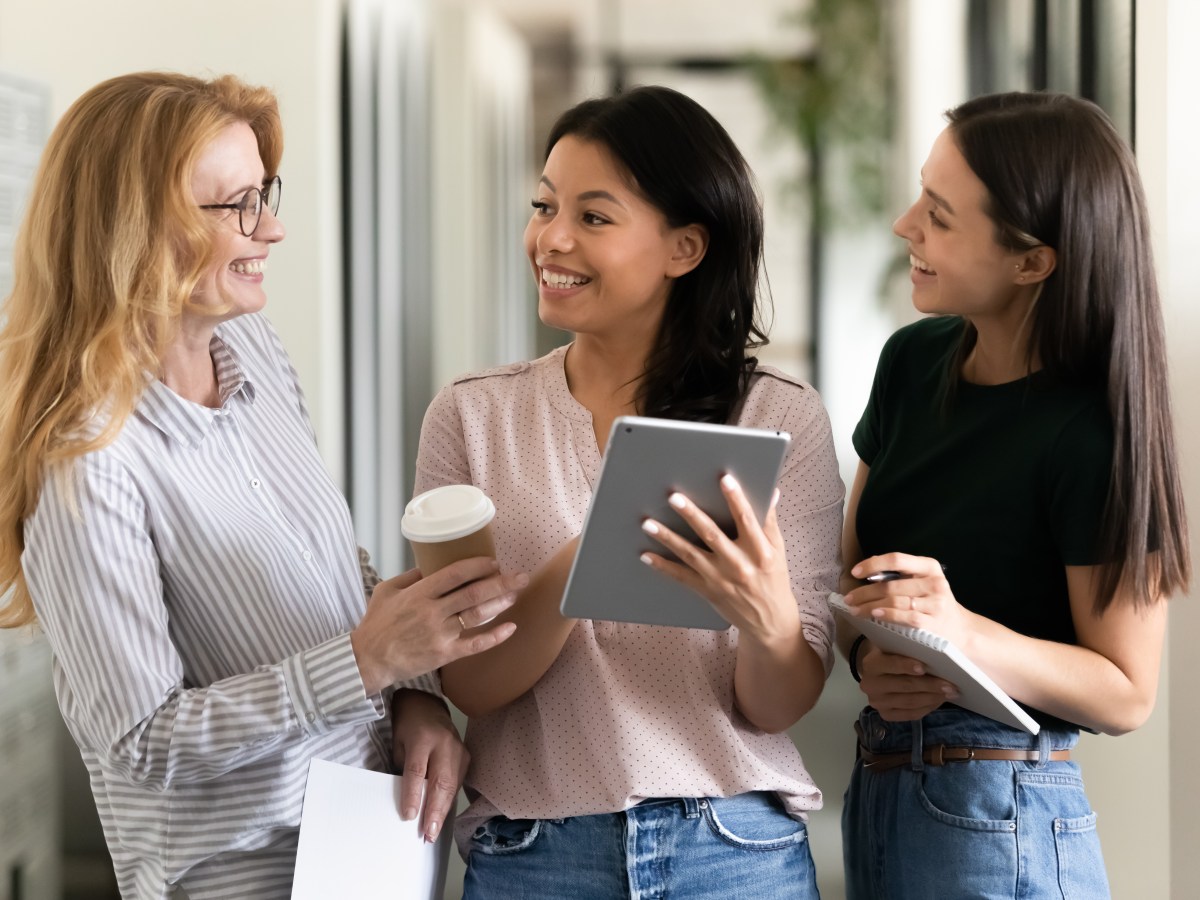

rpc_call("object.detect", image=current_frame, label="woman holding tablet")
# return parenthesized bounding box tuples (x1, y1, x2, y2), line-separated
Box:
(837, 92, 1190, 898)
(415, 85, 843, 897)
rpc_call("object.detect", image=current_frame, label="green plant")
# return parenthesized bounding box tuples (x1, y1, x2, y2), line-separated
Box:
(749, 0, 893, 225)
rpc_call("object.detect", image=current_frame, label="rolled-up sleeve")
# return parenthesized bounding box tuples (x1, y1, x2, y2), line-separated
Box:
(745, 376, 844, 675)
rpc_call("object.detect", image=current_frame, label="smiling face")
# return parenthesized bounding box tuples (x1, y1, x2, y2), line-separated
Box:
(893, 127, 1031, 323)
(188, 121, 284, 324)
(523, 135, 704, 344)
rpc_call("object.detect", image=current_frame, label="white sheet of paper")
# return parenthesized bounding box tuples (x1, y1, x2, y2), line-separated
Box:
(291, 758, 452, 900)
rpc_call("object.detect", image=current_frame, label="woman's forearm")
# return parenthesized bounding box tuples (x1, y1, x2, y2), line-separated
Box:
(441, 539, 579, 716)
(733, 630, 826, 733)
(962, 606, 1165, 735)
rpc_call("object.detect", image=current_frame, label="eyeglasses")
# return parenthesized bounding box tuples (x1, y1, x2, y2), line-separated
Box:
(199, 175, 282, 236)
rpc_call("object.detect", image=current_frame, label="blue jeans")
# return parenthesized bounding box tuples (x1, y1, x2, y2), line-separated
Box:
(842, 707, 1110, 900)
(463, 792, 819, 899)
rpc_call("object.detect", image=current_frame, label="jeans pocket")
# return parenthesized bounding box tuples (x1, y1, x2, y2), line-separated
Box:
(888, 767, 1020, 897)
(701, 793, 808, 851)
(912, 763, 1017, 830)
(1053, 813, 1109, 900)
(914, 764, 1018, 832)
(1016, 770, 1110, 899)
(469, 816, 543, 857)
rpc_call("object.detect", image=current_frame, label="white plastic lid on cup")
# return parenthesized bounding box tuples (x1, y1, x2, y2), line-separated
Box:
(401, 484, 496, 543)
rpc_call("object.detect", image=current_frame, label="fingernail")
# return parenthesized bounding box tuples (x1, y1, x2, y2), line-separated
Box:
(402, 807, 417, 821)
(641, 519, 659, 535)
(668, 493, 686, 510)
(721, 474, 739, 490)
(515, 573, 530, 587)
(427, 820, 441, 841)
(640, 553, 654, 567)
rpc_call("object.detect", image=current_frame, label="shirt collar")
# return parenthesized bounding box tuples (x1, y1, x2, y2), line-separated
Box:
(138, 328, 258, 449)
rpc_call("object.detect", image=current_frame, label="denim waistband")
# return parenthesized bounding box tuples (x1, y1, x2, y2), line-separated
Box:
(633, 796, 703, 818)
(632, 792, 782, 820)
(855, 706, 1079, 758)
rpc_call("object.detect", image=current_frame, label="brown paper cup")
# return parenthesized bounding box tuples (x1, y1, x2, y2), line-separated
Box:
(401, 485, 497, 575)
(408, 521, 496, 575)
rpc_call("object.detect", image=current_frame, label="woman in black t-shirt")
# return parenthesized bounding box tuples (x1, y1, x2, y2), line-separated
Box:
(838, 92, 1190, 899)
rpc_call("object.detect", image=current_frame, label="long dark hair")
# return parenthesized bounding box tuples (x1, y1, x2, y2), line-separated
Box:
(946, 91, 1189, 612)
(544, 85, 769, 424)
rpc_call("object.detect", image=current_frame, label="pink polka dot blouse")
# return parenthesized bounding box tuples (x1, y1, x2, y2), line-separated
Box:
(414, 344, 844, 854)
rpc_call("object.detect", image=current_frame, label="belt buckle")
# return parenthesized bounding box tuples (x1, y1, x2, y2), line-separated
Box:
(927, 745, 975, 766)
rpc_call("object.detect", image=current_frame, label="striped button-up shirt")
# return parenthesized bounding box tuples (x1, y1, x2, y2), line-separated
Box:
(22, 313, 435, 899)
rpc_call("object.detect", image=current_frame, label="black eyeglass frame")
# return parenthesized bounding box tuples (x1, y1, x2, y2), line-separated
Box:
(199, 175, 282, 236)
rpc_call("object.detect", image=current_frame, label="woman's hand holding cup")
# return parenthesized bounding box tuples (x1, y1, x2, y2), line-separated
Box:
(351, 559, 524, 695)
(353, 485, 522, 695)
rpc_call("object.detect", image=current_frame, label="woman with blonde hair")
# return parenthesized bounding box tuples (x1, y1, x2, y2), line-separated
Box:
(0, 71, 520, 899)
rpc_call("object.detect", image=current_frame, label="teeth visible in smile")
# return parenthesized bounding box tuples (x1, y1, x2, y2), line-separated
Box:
(231, 259, 266, 275)
(910, 254, 935, 275)
(541, 268, 591, 287)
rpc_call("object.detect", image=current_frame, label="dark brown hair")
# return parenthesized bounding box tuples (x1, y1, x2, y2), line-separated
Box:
(946, 91, 1189, 612)
(544, 86, 769, 424)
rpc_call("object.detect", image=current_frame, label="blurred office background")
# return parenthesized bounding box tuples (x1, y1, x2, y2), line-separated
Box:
(0, 1, 1196, 898)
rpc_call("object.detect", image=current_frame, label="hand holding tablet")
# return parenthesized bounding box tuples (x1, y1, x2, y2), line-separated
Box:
(559, 416, 790, 630)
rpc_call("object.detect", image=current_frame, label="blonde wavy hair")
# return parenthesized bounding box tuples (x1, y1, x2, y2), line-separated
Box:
(0, 71, 283, 627)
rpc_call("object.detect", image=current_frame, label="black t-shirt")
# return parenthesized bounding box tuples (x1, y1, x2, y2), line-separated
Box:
(853, 316, 1113, 649)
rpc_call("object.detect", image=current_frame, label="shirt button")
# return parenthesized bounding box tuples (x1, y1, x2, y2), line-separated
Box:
(302, 550, 313, 561)
(306, 712, 316, 724)
(250, 478, 261, 489)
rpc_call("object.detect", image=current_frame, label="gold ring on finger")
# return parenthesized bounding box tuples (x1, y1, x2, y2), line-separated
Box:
(456, 613, 467, 631)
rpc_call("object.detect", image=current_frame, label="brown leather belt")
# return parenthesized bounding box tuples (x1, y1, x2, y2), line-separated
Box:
(858, 743, 1071, 772)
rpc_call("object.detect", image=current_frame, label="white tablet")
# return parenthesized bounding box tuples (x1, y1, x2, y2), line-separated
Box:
(560, 415, 790, 630)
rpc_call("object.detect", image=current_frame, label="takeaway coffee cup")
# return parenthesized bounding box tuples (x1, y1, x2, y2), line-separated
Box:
(401, 484, 497, 575)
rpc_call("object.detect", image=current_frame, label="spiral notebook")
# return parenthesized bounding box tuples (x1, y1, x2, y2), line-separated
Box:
(829, 593, 1040, 734)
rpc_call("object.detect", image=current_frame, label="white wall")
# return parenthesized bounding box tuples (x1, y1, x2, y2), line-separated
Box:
(430, 0, 534, 389)
(0, 0, 348, 483)
(1146, 1, 1200, 894)
(1064, 4, 1200, 898)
